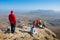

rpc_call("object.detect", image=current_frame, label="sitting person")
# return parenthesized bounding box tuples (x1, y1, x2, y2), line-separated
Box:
(35, 20, 42, 28)
(35, 20, 46, 29)
(30, 24, 38, 34)
(35, 20, 40, 27)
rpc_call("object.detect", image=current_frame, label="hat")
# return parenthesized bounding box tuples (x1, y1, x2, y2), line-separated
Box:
(11, 10, 14, 13)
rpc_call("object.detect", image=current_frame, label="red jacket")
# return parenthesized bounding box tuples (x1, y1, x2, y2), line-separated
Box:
(9, 11, 16, 24)
(36, 20, 41, 25)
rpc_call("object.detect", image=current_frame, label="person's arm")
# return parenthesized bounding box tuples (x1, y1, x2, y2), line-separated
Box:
(9, 15, 14, 24)
(13, 15, 16, 24)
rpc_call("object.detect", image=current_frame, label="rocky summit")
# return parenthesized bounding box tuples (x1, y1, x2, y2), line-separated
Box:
(0, 25, 59, 40)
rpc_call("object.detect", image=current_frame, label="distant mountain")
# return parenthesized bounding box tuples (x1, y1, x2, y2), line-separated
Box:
(28, 10, 60, 15)
(0, 9, 60, 15)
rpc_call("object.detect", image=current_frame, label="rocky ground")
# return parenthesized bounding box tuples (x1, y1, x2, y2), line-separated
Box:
(0, 15, 60, 40)
(0, 25, 59, 40)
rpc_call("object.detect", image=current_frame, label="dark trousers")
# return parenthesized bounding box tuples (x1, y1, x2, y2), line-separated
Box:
(11, 24, 16, 33)
(36, 24, 40, 28)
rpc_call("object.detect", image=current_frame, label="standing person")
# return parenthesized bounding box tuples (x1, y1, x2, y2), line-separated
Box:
(9, 10, 16, 33)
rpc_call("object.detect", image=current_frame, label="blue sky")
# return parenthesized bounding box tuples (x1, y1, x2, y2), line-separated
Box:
(0, 0, 60, 11)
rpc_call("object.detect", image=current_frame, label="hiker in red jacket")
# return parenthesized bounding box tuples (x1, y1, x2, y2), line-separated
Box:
(9, 10, 16, 33)
(35, 20, 41, 27)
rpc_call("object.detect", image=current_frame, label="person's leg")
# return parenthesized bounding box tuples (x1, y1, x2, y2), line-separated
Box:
(13, 24, 16, 33)
(36, 24, 38, 28)
(11, 24, 12, 33)
(11, 24, 13, 33)
(36, 24, 40, 28)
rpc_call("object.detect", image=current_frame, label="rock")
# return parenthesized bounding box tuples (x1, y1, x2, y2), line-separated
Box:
(0, 26, 59, 40)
